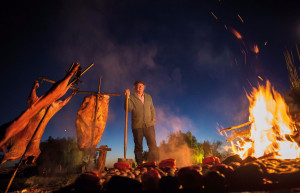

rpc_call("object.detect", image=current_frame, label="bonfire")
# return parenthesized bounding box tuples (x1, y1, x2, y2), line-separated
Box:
(221, 80, 300, 160)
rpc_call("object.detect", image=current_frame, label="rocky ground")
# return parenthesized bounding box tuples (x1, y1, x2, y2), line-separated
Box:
(1, 156, 300, 192)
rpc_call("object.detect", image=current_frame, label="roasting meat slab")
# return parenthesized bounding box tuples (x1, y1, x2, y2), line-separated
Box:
(76, 95, 109, 150)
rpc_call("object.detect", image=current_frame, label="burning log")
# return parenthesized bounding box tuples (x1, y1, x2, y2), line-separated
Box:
(258, 152, 279, 160)
(283, 132, 300, 145)
(220, 121, 253, 132)
(226, 127, 251, 142)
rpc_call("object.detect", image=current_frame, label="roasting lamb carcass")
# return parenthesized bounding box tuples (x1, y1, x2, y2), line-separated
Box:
(0, 63, 79, 148)
(0, 91, 76, 165)
(0, 107, 47, 165)
(24, 92, 76, 163)
(76, 95, 109, 150)
(0, 80, 42, 153)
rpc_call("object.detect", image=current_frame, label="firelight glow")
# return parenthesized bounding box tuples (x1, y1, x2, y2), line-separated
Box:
(232, 80, 300, 159)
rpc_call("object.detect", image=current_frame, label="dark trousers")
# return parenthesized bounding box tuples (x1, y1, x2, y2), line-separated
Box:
(132, 126, 159, 164)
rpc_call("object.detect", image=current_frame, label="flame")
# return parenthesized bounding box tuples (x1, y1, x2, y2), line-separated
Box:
(232, 80, 300, 159)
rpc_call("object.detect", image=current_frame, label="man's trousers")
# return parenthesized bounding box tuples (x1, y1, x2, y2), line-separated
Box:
(132, 126, 159, 165)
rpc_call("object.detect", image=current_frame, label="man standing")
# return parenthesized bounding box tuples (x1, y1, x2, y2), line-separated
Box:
(125, 80, 158, 165)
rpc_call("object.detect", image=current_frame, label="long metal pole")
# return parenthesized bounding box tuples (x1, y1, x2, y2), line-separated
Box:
(124, 93, 129, 159)
(92, 76, 101, 148)
(88, 76, 101, 170)
(5, 106, 51, 193)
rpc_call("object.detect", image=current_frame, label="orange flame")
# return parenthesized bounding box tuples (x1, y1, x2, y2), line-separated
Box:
(232, 80, 300, 159)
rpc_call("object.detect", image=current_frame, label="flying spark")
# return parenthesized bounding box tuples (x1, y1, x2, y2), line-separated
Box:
(210, 11, 218, 20)
(253, 44, 259, 54)
(230, 27, 242, 39)
(237, 14, 244, 23)
(296, 44, 300, 61)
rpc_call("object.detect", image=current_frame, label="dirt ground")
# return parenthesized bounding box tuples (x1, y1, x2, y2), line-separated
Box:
(0, 174, 80, 193)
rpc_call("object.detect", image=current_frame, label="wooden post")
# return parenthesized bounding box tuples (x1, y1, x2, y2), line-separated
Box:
(97, 145, 111, 172)
(124, 93, 129, 159)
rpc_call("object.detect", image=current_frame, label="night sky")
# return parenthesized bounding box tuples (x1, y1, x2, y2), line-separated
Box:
(1, 0, 300, 166)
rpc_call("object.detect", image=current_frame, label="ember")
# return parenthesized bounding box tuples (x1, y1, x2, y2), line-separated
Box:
(230, 27, 242, 39)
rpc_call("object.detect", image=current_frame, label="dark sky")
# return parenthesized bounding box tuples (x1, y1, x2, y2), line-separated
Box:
(1, 0, 300, 166)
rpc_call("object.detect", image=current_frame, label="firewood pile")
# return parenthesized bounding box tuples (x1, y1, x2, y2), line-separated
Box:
(51, 156, 300, 193)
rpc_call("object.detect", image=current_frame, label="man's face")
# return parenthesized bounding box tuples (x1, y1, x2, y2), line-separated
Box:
(136, 83, 145, 94)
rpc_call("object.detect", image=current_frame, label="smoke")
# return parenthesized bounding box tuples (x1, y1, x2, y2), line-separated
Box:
(159, 134, 193, 167)
(196, 44, 233, 73)
(155, 105, 196, 144)
(211, 90, 249, 124)
(154, 106, 196, 167)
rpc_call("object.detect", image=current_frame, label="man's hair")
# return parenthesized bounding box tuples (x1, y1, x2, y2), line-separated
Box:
(134, 80, 145, 86)
(133, 80, 146, 91)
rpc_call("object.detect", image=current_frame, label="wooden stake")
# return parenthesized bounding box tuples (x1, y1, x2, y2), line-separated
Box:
(38, 63, 94, 88)
(4, 166, 20, 193)
(220, 121, 253, 132)
(124, 93, 129, 159)
(226, 127, 251, 142)
(69, 63, 94, 86)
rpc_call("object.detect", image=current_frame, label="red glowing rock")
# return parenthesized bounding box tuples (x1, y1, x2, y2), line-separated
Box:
(159, 158, 176, 168)
(138, 161, 156, 168)
(202, 156, 220, 165)
(114, 162, 130, 170)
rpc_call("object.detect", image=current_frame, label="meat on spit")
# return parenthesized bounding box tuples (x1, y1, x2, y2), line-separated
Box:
(76, 95, 109, 150)
(0, 83, 76, 165)
(0, 63, 79, 149)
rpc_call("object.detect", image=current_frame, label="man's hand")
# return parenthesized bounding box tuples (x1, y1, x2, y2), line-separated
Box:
(125, 89, 130, 97)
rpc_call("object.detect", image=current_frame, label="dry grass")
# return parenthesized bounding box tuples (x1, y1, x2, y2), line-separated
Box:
(0, 174, 80, 193)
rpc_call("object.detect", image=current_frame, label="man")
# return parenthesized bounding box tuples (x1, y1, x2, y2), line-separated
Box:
(125, 80, 158, 165)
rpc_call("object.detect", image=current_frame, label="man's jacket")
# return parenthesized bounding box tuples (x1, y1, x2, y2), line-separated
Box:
(125, 92, 156, 128)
